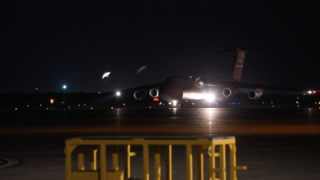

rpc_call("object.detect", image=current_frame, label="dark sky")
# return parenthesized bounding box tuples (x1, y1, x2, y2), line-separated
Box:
(2, 1, 320, 93)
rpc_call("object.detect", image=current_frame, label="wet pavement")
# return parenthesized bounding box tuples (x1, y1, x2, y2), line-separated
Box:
(0, 108, 320, 179)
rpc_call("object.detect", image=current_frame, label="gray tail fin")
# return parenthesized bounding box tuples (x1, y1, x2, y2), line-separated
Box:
(232, 48, 248, 81)
(216, 48, 249, 81)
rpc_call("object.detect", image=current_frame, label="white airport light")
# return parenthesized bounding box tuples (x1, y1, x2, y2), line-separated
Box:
(63, 85, 67, 89)
(116, 91, 121, 96)
(308, 90, 312, 94)
(172, 100, 177, 106)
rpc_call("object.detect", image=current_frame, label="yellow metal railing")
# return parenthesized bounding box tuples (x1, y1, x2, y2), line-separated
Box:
(65, 136, 246, 180)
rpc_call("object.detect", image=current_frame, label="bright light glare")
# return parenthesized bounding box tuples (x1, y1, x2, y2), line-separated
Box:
(206, 94, 215, 102)
(116, 91, 121, 96)
(63, 85, 67, 89)
(172, 100, 177, 106)
(308, 91, 312, 94)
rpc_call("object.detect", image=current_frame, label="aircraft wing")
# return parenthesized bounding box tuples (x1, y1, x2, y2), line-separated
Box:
(204, 80, 303, 92)
(122, 83, 163, 92)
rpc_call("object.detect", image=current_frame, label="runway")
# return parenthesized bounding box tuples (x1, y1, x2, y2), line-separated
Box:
(1, 108, 320, 135)
(0, 108, 320, 180)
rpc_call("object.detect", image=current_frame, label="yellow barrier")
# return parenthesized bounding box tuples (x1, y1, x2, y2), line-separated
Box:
(65, 136, 246, 180)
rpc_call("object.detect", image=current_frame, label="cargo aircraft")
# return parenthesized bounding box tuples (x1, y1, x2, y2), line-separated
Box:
(117, 48, 302, 104)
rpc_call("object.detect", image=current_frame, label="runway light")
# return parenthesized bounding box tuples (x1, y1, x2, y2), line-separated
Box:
(308, 91, 312, 94)
(91, 107, 93, 110)
(116, 91, 121, 96)
(168, 102, 172, 105)
(153, 97, 159, 101)
(40, 104, 42, 106)
(63, 85, 67, 89)
(111, 107, 113, 109)
(15, 108, 17, 110)
(313, 90, 317, 94)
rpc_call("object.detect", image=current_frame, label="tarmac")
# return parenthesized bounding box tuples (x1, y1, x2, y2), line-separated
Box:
(0, 107, 320, 180)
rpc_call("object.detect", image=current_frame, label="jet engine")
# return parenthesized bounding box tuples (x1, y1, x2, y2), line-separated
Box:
(248, 89, 263, 99)
(222, 87, 237, 97)
(149, 88, 159, 97)
(133, 90, 148, 100)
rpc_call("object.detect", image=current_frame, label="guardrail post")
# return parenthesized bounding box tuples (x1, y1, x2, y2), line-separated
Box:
(125, 145, 137, 178)
(100, 144, 106, 180)
(229, 143, 247, 180)
(143, 144, 150, 180)
(208, 144, 216, 180)
(229, 143, 236, 180)
(113, 146, 119, 170)
(78, 146, 85, 170)
(186, 144, 193, 180)
(90, 146, 98, 170)
(65, 144, 77, 180)
(166, 145, 172, 180)
(219, 144, 226, 180)
(155, 145, 161, 180)
(197, 145, 204, 180)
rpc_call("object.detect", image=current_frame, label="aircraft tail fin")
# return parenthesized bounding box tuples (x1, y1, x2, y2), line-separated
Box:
(232, 48, 248, 81)
(216, 48, 273, 81)
(216, 48, 248, 81)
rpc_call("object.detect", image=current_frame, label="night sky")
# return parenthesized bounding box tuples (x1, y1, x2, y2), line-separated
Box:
(2, 1, 320, 93)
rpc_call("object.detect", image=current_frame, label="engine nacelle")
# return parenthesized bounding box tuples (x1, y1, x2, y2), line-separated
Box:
(133, 90, 148, 100)
(222, 87, 234, 97)
(149, 88, 159, 97)
(248, 89, 263, 99)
